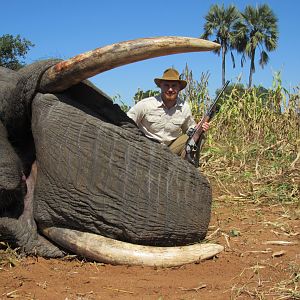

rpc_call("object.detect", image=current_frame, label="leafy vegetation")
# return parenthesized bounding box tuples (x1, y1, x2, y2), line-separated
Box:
(0, 34, 34, 70)
(133, 88, 160, 104)
(112, 94, 131, 112)
(201, 3, 279, 87)
(201, 4, 240, 86)
(187, 72, 300, 205)
(180, 64, 210, 123)
(232, 4, 279, 88)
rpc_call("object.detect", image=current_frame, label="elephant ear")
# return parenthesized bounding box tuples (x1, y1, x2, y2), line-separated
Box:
(0, 67, 21, 124)
(0, 66, 20, 86)
(0, 121, 25, 218)
(0, 68, 27, 221)
(0, 61, 63, 175)
(0, 61, 60, 137)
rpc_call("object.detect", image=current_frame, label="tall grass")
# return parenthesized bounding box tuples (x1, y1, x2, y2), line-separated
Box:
(183, 67, 300, 204)
(181, 64, 210, 123)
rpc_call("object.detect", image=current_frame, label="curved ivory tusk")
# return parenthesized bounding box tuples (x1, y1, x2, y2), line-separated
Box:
(39, 36, 220, 93)
(42, 227, 224, 267)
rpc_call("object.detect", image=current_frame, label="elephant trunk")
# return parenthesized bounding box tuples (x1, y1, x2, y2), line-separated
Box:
(38, 36, 220, 93)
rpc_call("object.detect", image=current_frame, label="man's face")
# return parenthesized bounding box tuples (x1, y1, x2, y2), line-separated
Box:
(160, 81, 181, 103)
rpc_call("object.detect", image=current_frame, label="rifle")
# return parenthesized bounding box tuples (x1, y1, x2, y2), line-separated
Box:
(183, 80, 230, 167)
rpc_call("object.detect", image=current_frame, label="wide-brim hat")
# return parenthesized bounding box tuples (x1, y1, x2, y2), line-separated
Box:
(154, 68, 187, 90)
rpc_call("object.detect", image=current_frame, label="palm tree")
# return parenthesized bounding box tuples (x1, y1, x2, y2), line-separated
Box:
(201, 4, 240, 86)
(233, 4, 279, 88)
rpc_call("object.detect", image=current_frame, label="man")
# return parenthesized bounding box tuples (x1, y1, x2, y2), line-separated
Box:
(127, 68, 209, 156)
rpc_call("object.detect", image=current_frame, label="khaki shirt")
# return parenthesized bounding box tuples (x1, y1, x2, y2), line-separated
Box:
(127, 95, 196, 145)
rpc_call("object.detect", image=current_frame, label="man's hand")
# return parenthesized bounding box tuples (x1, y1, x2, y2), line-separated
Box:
(187, 121, 210, 137)
(202, 121, 210, 132)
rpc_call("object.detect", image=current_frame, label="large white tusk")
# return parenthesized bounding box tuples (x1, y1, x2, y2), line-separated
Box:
(39, 36, 220, 93)
(42, 227, 224, 267)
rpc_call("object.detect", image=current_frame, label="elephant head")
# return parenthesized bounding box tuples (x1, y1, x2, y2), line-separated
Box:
(0, 36, 223, 267)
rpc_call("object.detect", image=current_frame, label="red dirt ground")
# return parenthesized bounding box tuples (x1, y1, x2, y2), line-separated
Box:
(0, 195, 299, 300)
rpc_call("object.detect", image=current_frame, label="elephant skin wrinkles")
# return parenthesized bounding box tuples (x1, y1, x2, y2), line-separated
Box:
(0, 55, 213, 260)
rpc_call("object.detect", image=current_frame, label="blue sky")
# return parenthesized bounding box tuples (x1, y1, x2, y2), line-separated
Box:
(2, 1, 299, 107)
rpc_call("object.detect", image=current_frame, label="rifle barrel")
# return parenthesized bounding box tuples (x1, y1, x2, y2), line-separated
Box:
(207, 80, 230, 118)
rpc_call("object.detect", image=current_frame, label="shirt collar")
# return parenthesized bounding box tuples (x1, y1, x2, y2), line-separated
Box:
(155, 94, 184, 109)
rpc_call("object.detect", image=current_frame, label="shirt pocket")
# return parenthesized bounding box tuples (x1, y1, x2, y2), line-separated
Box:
(166, 117, 185, 136)
(144, 114, 164, 132)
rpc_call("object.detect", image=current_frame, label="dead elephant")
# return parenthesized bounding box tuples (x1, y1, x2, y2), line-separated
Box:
(0, 36, 223, 267)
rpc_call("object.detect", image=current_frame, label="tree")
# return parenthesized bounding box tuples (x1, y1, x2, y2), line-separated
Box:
(0, 34, 34, 70)
(201, 4, 240, 86)
(232, 4, 278, 88)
